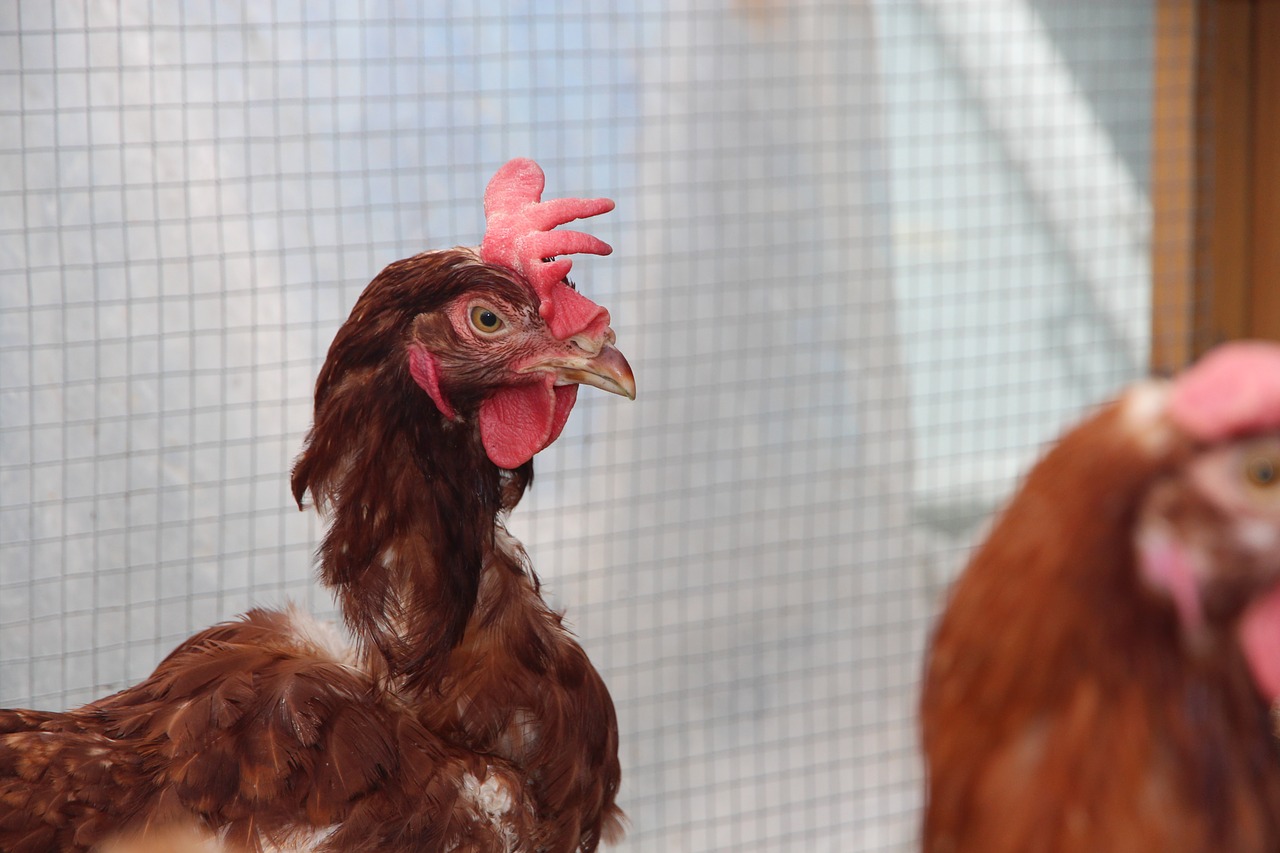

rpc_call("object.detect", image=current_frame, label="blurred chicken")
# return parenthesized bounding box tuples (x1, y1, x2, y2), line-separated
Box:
(922, 341, 1280, 852)
(0, 158, 632, 853)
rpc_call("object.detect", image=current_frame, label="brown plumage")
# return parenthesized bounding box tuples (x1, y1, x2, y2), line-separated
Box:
(922, 342, 1280, 852)
(0, 160, 633, 852)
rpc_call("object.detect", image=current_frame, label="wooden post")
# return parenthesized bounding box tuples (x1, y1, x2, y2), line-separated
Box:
(1150, 0, 1202, 374)
(1203, 0, 1254, 346)
(1152, 0, 1280, 373)
(1252, 1, 1280, 340)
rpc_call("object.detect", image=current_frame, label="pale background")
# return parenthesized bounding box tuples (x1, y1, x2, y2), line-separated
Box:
(1, 1, 1158, 850)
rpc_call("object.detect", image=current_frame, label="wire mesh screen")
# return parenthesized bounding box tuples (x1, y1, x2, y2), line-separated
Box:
(1, 1, 1167, 850)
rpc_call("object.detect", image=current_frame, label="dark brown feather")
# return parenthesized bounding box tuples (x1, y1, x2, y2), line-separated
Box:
(1, 248, 621, 851)
(290, 251, 537, 691)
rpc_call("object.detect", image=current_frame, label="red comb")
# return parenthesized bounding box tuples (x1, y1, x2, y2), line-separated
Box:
(1169, 341, 1280, 441)
(479, 158, 615, 340)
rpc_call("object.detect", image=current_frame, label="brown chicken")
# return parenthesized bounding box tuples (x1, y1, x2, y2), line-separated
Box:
(922, 341, 1280, 852)
(0, 158, 633, 853)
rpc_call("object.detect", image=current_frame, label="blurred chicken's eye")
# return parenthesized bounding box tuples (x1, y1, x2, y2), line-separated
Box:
(1245, 455, 1278, 489)
(469, 305, 505, 334)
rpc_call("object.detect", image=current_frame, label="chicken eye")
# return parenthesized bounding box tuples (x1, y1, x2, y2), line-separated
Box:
(469, 305, 505, 334)
(1245, 455, 1278, 489)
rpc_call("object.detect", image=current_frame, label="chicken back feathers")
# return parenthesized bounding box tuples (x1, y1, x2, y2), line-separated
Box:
(922, 341, 1280, 853)
(0, 159, 630, 853)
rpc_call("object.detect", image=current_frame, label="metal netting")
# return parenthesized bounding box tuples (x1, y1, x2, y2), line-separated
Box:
(1, 1, 1165, 850)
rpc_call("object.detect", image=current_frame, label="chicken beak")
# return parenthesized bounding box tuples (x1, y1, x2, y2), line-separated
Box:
(528, 341, 635, 400)
(554, 343, 636, 400)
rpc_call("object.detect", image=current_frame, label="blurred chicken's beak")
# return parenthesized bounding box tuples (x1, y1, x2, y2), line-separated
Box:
(532, 342, 636, 400)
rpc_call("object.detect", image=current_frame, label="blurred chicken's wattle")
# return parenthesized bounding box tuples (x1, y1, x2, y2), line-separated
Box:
(1240, 583, 1280, 702)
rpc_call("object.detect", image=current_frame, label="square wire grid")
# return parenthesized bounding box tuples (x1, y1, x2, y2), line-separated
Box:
(0, 1, 1164, 850)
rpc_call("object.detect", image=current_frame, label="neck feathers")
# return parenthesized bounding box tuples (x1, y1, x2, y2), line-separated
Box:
(290, 259, 533, 690)
(927, 402, 1202, 724)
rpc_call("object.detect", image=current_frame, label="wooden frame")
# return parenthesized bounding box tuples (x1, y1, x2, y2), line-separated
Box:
(1151, 0, 1280, 374)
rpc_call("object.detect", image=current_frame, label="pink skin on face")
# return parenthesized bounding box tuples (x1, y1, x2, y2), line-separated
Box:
(1241, 586, 1280, 703)
(409, 341, 582, 470)
(1137, 532, 1205, 637)
(1161, 341, 1280, 701)
(409, 296, 603, 470)
(1168, 341, 1280, 442)
(408, 346, 459, 422)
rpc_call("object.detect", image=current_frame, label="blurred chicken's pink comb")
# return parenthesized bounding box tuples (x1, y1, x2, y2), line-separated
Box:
(480, 158, 615, 341)
(1169, 341, 1280, 441)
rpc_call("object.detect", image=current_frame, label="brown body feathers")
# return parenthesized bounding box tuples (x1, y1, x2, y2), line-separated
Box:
(922, 381, 1280, 853)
